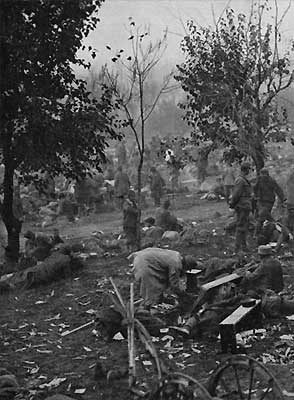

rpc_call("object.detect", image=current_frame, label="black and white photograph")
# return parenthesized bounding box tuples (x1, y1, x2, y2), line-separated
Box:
(1, 0, 294, 398)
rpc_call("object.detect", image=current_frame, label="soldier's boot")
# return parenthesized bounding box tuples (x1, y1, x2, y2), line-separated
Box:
(169, 315, 200, 337)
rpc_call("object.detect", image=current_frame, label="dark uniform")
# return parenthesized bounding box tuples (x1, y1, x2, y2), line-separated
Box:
(155, 200, 178, 231)
(242, 255, 284, 294)
(114, 167, 131, 209)
(149, 168, 165, 207)
(230, 162, 252, 252)
(253, 169, 285, 236)
(123, 191, 138, 252)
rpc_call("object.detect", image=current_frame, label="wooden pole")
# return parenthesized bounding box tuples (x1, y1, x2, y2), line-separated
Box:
(128, 283, 136, 388)
(110, 277, 126, 311)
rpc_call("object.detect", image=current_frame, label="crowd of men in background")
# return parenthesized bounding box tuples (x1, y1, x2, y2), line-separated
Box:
(4, 138, 294, 259)
(4, 140, 294, 340)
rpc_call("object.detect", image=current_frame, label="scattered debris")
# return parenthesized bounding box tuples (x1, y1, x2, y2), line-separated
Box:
(74, 388, 86, 394)
(39, 377, 67, 389)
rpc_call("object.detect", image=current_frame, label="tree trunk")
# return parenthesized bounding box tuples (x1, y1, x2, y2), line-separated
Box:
(252, 146, 265, 174)
(0, 9, 21, 268)
(136, 156, 143, 250)
(2, 162, 22, 265)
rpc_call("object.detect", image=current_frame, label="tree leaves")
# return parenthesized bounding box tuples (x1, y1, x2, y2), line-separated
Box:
(176, 1, 294, 167)
(0, 0, 121, 184)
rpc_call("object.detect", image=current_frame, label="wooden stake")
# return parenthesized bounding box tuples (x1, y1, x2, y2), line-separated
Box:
(110, 277, 127, 311)
(128, 283, 136, 388)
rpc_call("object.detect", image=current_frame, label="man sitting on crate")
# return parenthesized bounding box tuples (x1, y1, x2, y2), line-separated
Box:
(172, 245, 287, 337)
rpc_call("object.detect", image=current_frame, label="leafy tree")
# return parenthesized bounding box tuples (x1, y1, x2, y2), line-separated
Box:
(104, 22, 173, 248)
(176, 0, 294, 171)
(0, 0, 120, 263)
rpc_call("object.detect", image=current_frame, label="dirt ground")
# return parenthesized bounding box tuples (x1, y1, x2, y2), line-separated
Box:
(1, 196, 294, 399)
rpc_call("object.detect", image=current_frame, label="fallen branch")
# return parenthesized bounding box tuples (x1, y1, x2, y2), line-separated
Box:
(61, 320, 94, 337)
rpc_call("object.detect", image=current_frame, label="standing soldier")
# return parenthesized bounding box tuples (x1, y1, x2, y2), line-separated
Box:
(253, 168, 285, 237)
(123, 190, 138, 253)
(116, 141, 127, 167)
(285, 168, 294, 232)
(222, 164, 235, 203)
(114, 166, 131, 209)
(149, 167, 165, 207)
(229, 162, 252, 252)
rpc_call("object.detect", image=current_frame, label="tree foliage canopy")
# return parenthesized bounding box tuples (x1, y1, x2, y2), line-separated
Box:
(0, 0, 121, 258)
(176, 1, 294, 169)
(0, 0, 120, 182)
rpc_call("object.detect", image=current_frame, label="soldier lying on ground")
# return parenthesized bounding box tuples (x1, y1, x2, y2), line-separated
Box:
(128, 247, 198, 308)
(172, 245, 294, 337)
(8, 244, 84, 290)
(23, 229, 63, 263)
(95, 300, 166, 341)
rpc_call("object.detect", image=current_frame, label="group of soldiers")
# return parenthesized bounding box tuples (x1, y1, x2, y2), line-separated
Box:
(228, 162, 292, 254)
(116, 161, 294, 339)
(117, 165, 175, 253)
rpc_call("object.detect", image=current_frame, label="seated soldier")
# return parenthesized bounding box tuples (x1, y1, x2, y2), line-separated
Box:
(171, 245, 285, 337)
(57, 192, 78, 222)
(241, 244, 284, 295)
(256, 219, 278, 246)
(24, 230, 53, 261)
(257, 217, 294, 253)
(212, 177, 225, 198)
(275, 205, 294, 252)
(155, 199, 179, 231)
(243, 245, 294, 318)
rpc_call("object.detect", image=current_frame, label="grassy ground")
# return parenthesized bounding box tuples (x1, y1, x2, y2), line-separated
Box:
(1, 196, 294, 399)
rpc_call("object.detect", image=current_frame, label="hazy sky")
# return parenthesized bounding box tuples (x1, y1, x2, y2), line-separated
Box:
(78, 0, 294, 76)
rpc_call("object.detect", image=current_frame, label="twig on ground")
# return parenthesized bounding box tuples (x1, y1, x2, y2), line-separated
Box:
(61, 320, 95, 337)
